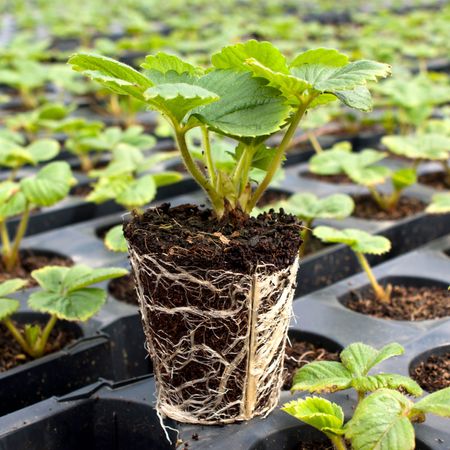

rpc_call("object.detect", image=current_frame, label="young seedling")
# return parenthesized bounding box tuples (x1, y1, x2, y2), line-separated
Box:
(382, 133, 450, 189)
(313, 226, 391, 303)
(283, 388, 450, 450)
(69, 42, 390, 219)
(0, 137, 60, 181)
(257, 193, 354, 256)
(283, 342, 450, 450)
(310, 145, 417, 212)
(0, 162, 75, 271)
(86, 143, 181, 252)
(425, 193, 450, 214)
(0, 265, 127, 359)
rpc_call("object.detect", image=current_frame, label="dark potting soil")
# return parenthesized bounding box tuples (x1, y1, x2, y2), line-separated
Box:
(124, 203, 302, 274)
(108, 274, 138, 305)
(352, 195, 426, 220)
(301, 171, 353, 184)
(257, 190, 290, 207)
(71, 183, 93, 198)
(418, 171, 449, 191)
(297, 442, 334, 450)
(283, 340, 340, 390)
(411, 352, 450, 392)
(0, 251, 74, 287)
(344, 285, 449, 321)
(0, 321, 77, 372)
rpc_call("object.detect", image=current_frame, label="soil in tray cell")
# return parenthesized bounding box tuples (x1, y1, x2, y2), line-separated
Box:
(411, 352, 450, 392)
(418, 171, 449, 191)
(109, 274, 138, 306)
(301, 171, 353, 185)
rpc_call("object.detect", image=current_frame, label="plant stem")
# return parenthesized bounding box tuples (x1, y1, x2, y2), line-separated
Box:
(79, 153, 93, 173)
(174, 127, 224, 216)
(330, 435, 348, 450)
(201, 126, 215, 186)
(247, 102, 309, 212)
(6, 202, 31, 271)
(3, 318, 34, 356)
(1, 221, 11, 257)
(8, 168, 18, 182)
(299, 219, 312, 257)
(368, 187, 390, 212)
(355, 252, 390, 304)
(34, 314, 58, 357)
(357, 390, 365, 404)
(308, 131, 323, 153)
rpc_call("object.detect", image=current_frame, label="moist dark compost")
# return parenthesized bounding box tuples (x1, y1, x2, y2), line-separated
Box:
(124, 203, 302, 424)
(411, 352, 450, 392)
(418, 171, 449, 191)
(109, 274, 138, 305)
(302, 171, 353, 184)
(344, 285, 449, 321)
(352, 195, 425, 220)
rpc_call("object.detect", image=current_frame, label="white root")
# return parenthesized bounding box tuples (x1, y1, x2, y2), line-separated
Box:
(129, 247, 299, 425)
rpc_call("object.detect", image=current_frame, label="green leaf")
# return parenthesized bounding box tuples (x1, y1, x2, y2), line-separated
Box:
(392, 168, 417, 191)
(144, 83, 219, 122)
(426, 193, 450, 214)
(87, 175, 132, 204)
(346, 165, 391, 187)
(346, 389, 415, 450)
(292, 361, 352, 393)
(24, 324, 40, 348)
(0, 182, 27, 220)
(290, 48, 349, 69)
(116, 174, 156, 208)
(69, 53, 152, 101)
(28, 288, 106, 321)
(194, 70, 290, 138)
(26, 139, 60, 164)
(152, 171, 183, 187)
(382, 134, 450, 161)
(313, 226, 391, 255)
(282, 397, 345, 436)
(0, 279, 28, 297)
(340, 343, 381, 376)
(280, 193, 354, 221)
(20, 162, 74, 207)
(333, 85, 373, 112)
(141, 52, 203, 76)
(62, 265, 128, 292)
(31, 265, 67, 293)
(0, 298, 20, 320)
(212, 40, 288, 73)
(353, 374, 423, 397)
(309, 148, 352, 175)
(104, 225, 128, 253)
(413, 387, 450, 417)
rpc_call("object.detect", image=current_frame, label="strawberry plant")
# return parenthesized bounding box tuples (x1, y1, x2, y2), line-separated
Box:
(69, 43, 391, 219)
(0, 265, 127, 359)
(0, 162, 75, 271)
(310, 145, 418, 212)
(257, 193, 354, 256)
(313, 226, 391, 303)
(426, 193, 450, 214)
(284, 343, 450, 450)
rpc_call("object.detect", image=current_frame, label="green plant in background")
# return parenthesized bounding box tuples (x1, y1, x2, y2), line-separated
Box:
(0, 265, 127, 358)
(309, 145, 417, 212)
(0, 60, 51, 109)
(284, 342, 450, 450)
(69, 42, 390, 219)
(382, 133, 450, 189)
(313, 226, 391, 303)
(0, 137, 60, 181)
(0, 162, 75, 271)
(426, 193, 450, 214)
(257, 193, 354, 256)
(86, 144, 181, 251)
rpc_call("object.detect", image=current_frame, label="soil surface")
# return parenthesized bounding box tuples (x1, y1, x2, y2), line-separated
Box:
(0, 321, 77, 372)
(344, 285, 449, 321)
(301, 171, 353, 184)
(297, 442, 335, 450)
(125, 203, 302, 273)
(418, 171, 449, 191)
(71, 183, 93, 197)
(108, 274, 138, 305)
(0, 250, 74, 287)
(411, 352, 450, 392)
(257, 190, 290, 207)
(283, 340, 340, 390)
(352, 195, 426, 220)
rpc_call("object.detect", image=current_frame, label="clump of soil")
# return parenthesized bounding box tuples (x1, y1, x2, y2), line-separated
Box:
(344, 285, 449, 321)
(0, 250, 74, 287)
(297, 442, 334, 450)
(71, 183, 93, 198)
(108, 274, 137, 305)
(418, 171, 449, 191)
(352, 195, 425, 220)
(411, 352, 450, 392)
(283, 340, 340, 390)
(257, 190, 290, 207)
(0, 321, 77, 372)
(301, 171, 353, 184)
(125, 203, 302, 273)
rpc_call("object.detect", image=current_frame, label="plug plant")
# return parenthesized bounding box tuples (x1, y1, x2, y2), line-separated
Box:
(283, 342, 450, 450)
(313, 226, 391, 303)
(382, 133, 450, 189)
(310, 145, 417, 212)
(0, 265, 127, 359)
(257, 193, 354, 256)
(0, 162, 75, 271)
(69, 42, 391, 219)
